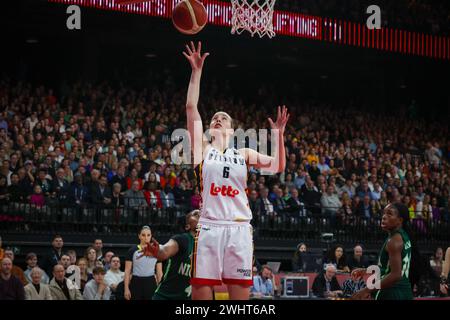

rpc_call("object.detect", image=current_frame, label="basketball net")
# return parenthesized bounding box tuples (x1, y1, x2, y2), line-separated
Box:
(230, 0, 276, 38)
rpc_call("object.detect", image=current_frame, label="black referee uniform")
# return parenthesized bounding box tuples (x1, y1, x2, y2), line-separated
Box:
(126, 245, 158, 300)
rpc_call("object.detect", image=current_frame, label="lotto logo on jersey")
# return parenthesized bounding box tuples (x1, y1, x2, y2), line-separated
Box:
(209, 183, 240, 197)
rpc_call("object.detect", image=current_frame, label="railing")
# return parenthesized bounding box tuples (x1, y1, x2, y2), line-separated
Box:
(1, 199, 449, 245)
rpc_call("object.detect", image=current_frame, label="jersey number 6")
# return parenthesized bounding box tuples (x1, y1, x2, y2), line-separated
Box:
(223, 166, 230, 178)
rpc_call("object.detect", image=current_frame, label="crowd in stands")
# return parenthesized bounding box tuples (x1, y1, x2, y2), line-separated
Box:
(0, 75, 449, 239)
(1, 234, 449, 300)
(276, 0, 450, 36)
(250, 241, 450, 299)
(0, 235, 126, 300)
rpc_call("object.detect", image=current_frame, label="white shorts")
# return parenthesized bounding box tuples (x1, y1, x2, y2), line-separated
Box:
(190, 219, 254, 287)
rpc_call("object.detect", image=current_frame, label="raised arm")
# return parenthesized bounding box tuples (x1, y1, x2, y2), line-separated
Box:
(183, 41, 210, 166)
(240, 106, 289, 174)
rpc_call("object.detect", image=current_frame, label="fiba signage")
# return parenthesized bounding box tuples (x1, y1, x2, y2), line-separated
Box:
(49, 0, 449, 59)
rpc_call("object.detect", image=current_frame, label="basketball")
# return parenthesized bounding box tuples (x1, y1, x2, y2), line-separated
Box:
(172, 0, 207, 35)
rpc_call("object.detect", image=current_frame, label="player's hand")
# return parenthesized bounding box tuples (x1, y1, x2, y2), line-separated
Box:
(440, 283, 448, 295)
(124, 288, 131, 300)
(268, 105, 290, 134)
(183, 41, 209, 71)
(143, 238, 160, 258)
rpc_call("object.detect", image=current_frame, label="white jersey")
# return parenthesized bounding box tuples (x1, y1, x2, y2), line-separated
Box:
(195, 147, 252, 222)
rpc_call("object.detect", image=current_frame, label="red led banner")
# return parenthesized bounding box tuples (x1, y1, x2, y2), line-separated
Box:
(49, 0, 449, 60)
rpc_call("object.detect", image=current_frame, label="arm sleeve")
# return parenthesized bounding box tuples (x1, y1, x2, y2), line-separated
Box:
(103, 287, 111, 300)
(24, 286, 31, 300)
(312, 275, 323, 297)
(45, 286, 53, 300)
(82, 283, 96, 300)
(104, 273, 113, 287)
(126, 247, 136, 262)
(250, 276, 260, 293)
(332, 277, 342, 291)
(17, 280, 25, 300)
(267, 279, 274, 295)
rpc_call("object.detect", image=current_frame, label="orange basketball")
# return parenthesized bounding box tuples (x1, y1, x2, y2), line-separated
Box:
(172, 0, 208, 35)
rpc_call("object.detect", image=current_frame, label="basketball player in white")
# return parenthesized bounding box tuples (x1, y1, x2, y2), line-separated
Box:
(183, 41, 289, 300)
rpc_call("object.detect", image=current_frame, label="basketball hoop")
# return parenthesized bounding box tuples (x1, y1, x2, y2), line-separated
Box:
(230, 0, 276, 38)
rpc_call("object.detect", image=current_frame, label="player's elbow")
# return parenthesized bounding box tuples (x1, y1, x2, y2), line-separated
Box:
(186, 103, 196, 111)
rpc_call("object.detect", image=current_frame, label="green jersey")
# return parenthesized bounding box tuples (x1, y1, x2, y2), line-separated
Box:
(375, 228, 413, 300)
(153, 232, 194, 300)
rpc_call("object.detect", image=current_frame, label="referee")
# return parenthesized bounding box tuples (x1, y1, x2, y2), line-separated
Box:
(124, 226, 159, 300)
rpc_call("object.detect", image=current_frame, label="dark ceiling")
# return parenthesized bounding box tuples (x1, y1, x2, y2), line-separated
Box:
(0, 0, 449, 115)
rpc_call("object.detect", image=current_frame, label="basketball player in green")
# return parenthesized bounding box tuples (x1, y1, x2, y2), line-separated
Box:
(352, 203, 413, 300)
(152, 210, 199, 300)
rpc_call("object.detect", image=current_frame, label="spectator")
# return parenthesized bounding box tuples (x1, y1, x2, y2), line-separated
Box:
(286, 188, 305, 217)
(110, 166, 127, 192)
(0, 236, 4, 260)
(83, 266, 111, 300)
(52, 167, 70, 204)
(371, 182, 383, 201)
(49, 264, 83, 300)
(347, 245, 369, 270)
(320, 185, 342, 223)
(84, 246, 98, 273)
(69, 173, 89, 207)
(300, 178, 321, 214)
(29, 184, 45, 208)
(251, 265, 274, 298)
(93, 238, 104, 262)
(0, 257, 25, 300)
(103, 251, 114, 271)
(430, 247, 444, 277)
(91, 174, 112, 208)
(356, 180, 371, 200)
(41, 234, 65, 277)
(67, 250, 77, 265)
(24, 252, 49, 285)
(143, 181, 163, 209)
(126, 180, 148, 210)
(59, 254, 72, 277)
(339, 179, 356, 199)
(312, 264, 343, 298)
(356, 195, 373, 220)
(104, 255, 124, 295)
(3, 248, 28, 285)
(325, 245, 350, 273)
(191, 186, 202, 210)
(35, 169, 53, 199)
(308, 160, 321, 183)
(160, 167, 176, 190)
(294, 168, 306, 189)
(24, 267, 52, 300)
(126, 168, 144, 190)
(77, 257, 93, 293)
(342, 270, 366, 298)
(292, 243, 308, 272)
(431, 197, 441, 222)
(0, 175, 8, 209)
(317, 156, 331, 176)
